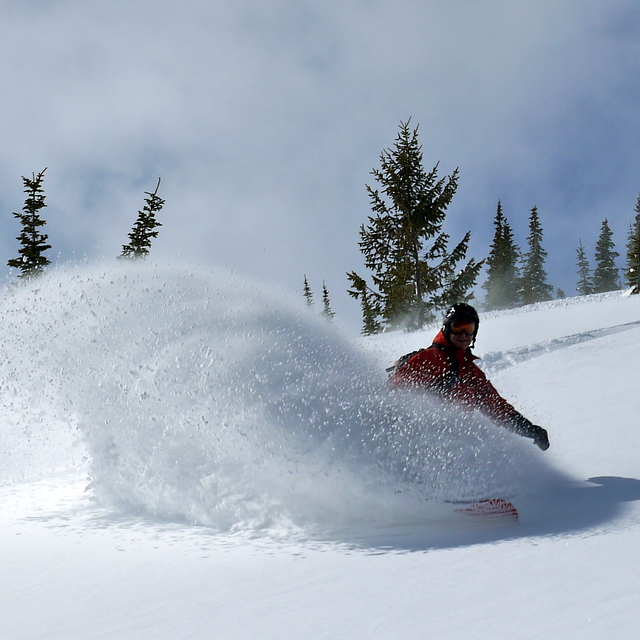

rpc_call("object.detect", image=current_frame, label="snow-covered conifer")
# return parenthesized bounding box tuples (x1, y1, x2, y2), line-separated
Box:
(8, 168, 52, 278)
(592, 218, 620, 293)
(576, 240, 594, 296)
(120, 178, 164, 258)
(347, 120, 482, 333)
(519, 206, 553, 304)
(321, 282, 335, 320)
(303, 275, 313, 306)
(482, 201, 520, 310)
(625, 196, 640, 294)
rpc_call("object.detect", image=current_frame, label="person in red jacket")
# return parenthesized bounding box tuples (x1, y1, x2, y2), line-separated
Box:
(391, 303, 550, 450)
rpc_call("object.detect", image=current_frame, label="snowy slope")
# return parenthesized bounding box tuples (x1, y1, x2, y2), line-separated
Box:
(0, 262, 639, 640)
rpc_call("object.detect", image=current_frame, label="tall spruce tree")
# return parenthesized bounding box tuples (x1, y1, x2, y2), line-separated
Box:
(519, 206, 553, 305)
(347, 120, 482, 333)
(482, 200, 520, 310)
(8, 168, 52, 278)
(592, 218, 620, 293)
(120, 178, 164, 258)
(576, 240, 594, 295)
(625, 195, 640, 294)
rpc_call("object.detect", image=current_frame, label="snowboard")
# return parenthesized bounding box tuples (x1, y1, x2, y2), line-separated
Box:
(454, 498, 519, 522)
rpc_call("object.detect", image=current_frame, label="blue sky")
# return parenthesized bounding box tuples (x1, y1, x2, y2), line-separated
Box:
(1, 0, 639, 328)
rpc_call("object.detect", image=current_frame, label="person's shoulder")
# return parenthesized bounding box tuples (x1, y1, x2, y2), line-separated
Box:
(466, 353, 488, 378)
(408, 344, 450, 366)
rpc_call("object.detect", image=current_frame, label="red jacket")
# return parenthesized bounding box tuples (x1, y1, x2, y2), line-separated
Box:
(391, 330, 527, 431)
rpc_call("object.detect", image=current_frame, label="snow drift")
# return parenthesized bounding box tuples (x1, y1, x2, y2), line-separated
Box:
(0, 262, 561, 533)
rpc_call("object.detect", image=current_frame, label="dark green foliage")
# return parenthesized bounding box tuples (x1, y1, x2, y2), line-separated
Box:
(592, 218, 620, 293)
(625, 195, 640, 294)
(347, 120, 482, 333)
(482, 201, 521, 310)
(519, 206, 554, 305)
(347, 272, 382, 335)
(576, 240, 594, 295)
(120, 178, 164, 258)
(8, 168, 52, 278)
(321, 281, 335, 320)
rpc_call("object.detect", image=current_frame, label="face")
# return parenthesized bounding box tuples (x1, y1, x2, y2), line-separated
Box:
(448, 320, 476, 349)
(449, 331, 472, 349)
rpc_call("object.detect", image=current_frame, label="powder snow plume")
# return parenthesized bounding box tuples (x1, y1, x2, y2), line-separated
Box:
(0, 262, 560, 533)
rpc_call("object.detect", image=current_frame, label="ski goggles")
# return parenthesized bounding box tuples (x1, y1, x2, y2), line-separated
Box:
(450, 320, 476, 336)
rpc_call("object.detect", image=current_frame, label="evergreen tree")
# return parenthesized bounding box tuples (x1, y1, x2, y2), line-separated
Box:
(625, 195, 640, 294)
(482, 200, 520, 310)
(120, 178, 164, 258)
(592, 218, 620, 293)
(303, 275, 314, 306)
(321, 281, 335, 320)
(347, 120, 482, 333)
(576, 240, 594, 295)
(348, 273, 382, 335)
(8, 168, 52, 278)
(519, 206, 553, 305)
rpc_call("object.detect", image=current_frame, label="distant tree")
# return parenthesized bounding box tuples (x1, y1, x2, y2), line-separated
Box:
(321, 281, 335, 320)
(576, 240, 594, 295)
(347, 119, 482, 333)
(519, 206, 553, 305)
(482, 200, 521, 310)
(625, 195, 640, 294)
(592, 218, 620, 293)
(303, 275, 314, 306)
(8, 168, 52, 278)
(120, 178, 164, 258)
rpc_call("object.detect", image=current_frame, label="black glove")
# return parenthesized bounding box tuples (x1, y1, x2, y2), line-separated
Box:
(507, 415, 550, 451)
(530, 425, 550, 451)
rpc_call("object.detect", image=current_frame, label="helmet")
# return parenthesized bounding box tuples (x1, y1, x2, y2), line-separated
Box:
(442, 303, 480, 344)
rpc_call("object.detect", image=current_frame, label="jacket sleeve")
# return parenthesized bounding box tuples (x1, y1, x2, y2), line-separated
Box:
(469, 365, 535, 436)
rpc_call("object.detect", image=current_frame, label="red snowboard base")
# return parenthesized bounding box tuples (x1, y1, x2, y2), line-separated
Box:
(455, 498, 519, 522)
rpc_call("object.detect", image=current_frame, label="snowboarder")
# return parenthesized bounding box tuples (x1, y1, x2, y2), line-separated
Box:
(391, 303, 550, 450)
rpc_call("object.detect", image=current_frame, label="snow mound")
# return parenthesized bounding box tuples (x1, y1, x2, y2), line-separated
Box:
(0, 262, 562, 532)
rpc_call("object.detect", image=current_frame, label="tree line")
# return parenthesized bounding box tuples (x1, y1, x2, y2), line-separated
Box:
(8, 138, 639, 336)
(340, 120, 640, 335)
(6, 168, 164, 279)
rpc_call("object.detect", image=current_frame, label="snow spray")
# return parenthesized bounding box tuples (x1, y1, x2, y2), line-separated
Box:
(0, 262, 552, 531)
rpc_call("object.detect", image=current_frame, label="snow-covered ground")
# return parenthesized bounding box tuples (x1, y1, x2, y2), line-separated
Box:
(1, 262, 639, 640)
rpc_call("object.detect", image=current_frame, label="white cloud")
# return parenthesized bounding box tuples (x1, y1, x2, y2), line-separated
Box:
(1, 0, 639, 326)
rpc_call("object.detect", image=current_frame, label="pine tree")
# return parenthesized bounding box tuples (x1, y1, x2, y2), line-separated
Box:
(347, 120, 482, 333)
(348, 273, 382, 335)
(8, 168, 52, 278)
(321, 282, 335, 320)
(482, 200, 520, 310)
(303, 275, 314, 306)
(592, 218, 620, 293)
(519, 206, 553, 305)
(576, 240, 594, 295)
(120, 178, 164, 258)
(625, 195, 640, 294)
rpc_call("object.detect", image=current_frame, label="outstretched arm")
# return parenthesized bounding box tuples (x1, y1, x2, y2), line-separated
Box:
(473, 370, 550, 451)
